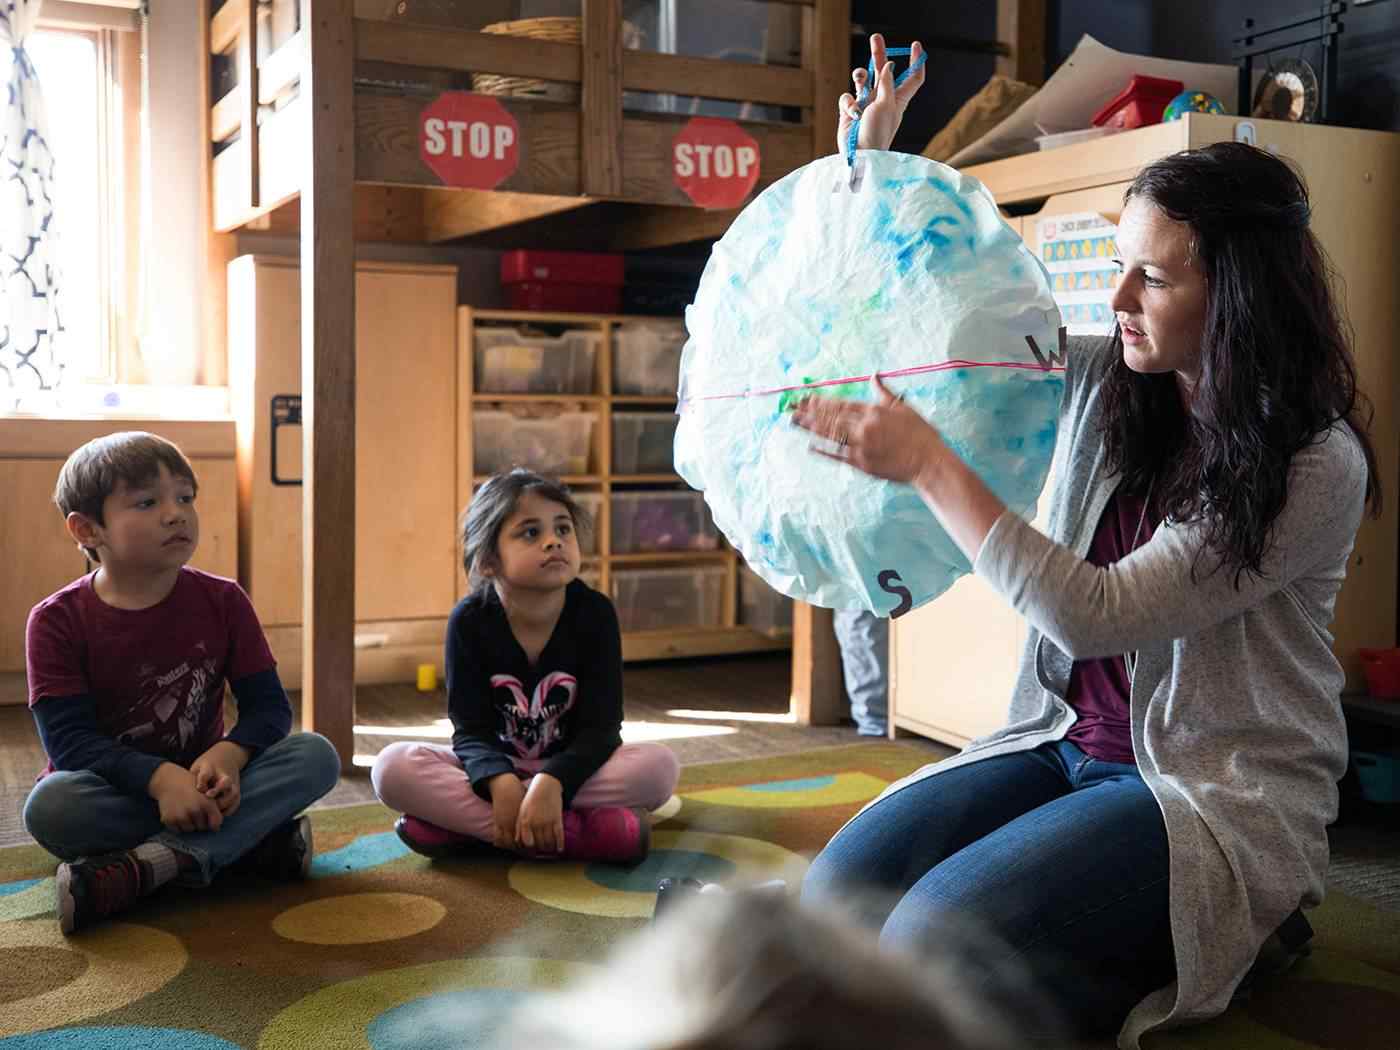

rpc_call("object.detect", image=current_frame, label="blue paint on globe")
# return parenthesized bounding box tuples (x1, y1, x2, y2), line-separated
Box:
(368, 990, 529, 1050)
(677, 151, 1064, 614)
(585, 850, 736, 892)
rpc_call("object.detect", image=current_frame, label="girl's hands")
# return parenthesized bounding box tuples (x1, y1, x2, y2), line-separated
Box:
(516, 773, 565, 854)
(489, 772, 526, 850)
(791, 374, 942, 484)
(837, 33, 925, 156)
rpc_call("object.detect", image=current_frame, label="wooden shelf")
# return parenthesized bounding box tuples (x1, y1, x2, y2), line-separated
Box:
(460, 304, 782, 661)
(471, 393, 605, 404)
(611, 473, 682, 484)
(622, 626, 791, 663)
(472, 474, 599, 485)
(606, 550, 730, 564)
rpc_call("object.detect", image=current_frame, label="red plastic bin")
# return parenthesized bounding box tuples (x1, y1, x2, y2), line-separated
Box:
(1359, 648, 1400, 700)
(501, 250, 624, 314)
(1092, 75, 1184, 130)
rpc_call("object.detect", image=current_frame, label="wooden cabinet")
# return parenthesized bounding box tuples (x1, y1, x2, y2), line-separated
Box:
(0, 419, 237, 685)
(459, 308, 790, 663)
(890, 114, 1400, 746)
(228, 256, 459, 688)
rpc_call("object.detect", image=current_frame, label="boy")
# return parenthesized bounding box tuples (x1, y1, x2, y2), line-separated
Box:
(22, 431, 341, 934)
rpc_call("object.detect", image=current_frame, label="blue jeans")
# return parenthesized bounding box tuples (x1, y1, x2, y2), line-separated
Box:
(801, 739, 1174, 1037)
(22, 732, 341, 886)
(833, 608, 888, 735)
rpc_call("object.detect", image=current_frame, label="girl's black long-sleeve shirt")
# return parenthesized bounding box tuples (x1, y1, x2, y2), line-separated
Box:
(446, 579, 624, 806)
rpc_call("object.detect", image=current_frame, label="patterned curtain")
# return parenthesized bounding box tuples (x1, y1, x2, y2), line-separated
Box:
(1, 0, 63, 410)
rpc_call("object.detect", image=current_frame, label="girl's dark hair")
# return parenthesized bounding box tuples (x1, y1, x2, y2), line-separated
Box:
(461, 469, 591, 591)
(1101, 141, 1380, 583)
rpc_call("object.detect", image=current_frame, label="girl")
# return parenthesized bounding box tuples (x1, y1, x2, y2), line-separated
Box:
(797, 35, 1381, 1048)
(371, 469, 680, 863)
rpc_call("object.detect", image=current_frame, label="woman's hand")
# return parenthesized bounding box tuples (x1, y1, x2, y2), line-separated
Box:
(791, 375, 1010, 563)
(516, 773, 565, 854)
(837, 33, 925, 156)
(791, 374, 941, 483)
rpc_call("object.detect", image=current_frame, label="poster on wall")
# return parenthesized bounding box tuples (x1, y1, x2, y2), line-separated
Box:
(1037, 212, 1119, 336)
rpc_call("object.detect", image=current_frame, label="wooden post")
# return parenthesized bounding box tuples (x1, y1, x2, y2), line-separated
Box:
(803, 0, 851, 160)
(299, 0, 355, 768)
(791, 602, 844, 726)
(996, 0, 1047, 86)
(581, 0, 623, 198)
(238, 0, 260, 209)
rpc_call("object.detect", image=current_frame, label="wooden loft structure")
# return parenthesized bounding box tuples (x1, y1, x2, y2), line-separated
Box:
(204, 0, 1047, 766)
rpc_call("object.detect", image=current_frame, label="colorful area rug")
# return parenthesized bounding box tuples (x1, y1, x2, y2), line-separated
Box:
(0, 742, 1397, 1049)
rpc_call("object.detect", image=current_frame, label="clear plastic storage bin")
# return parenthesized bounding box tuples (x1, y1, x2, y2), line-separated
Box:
(611, 566, 726, 632)
(571, 491, 602, 555)
(612, 319, 686, 395)
(473, 408, 596, 475)
(474, 327, 600, 394)
(739, 564, 792, 637)
(612, 412, 679, 474)
(611, 490, 718, 553)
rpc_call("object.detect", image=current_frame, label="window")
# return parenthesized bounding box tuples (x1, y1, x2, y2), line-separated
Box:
(26, 24, 138, 386)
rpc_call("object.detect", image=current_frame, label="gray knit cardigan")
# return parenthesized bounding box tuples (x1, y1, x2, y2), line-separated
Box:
(860, 336, 1367, 1047)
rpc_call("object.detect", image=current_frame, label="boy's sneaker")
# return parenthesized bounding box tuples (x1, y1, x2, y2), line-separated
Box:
(395, 815, 475, 859)
(56, 852, 143, 935)
(560, 806, 650, 865)
(235, 815, 314, 880)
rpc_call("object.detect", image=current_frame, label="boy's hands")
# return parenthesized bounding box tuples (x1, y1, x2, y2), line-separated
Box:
(488, 772, 526, 850)
(516, 773, 565, 854)
(148, 763, 224, 833)
(190, 740, 251, 817)
(837, 33, 925, 156)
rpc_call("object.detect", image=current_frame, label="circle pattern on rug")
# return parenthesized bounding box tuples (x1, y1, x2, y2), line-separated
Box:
(508, 830, 806, 918)
(0, 946, 87, 1003)
(259, 957, 588, 1050)
(367, 988, 527, 1050)
(0, 1028, 242, 1049)
(272, 893, 446, 946)
(0, 920, 186, 1038)
(682, 771, 889, 809)
(0, 880, 55, 923)
(310, 831, 411, 879)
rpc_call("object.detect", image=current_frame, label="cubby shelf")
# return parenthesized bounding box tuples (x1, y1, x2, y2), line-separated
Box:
(459, 306, 788, 661)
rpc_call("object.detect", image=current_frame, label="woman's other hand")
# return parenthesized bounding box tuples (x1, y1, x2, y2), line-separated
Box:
(791, 374, 940, 483)
(837, 33, 925, 156)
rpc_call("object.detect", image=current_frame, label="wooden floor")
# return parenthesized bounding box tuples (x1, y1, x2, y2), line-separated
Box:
(0, 652, 948, 847)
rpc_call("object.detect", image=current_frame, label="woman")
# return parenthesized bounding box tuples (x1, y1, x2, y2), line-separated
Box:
(797, 36, 1382, 1047)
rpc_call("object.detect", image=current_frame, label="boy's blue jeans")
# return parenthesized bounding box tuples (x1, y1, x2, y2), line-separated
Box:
(23, 732, 341, 886)
(801, 738, 1175, 1037)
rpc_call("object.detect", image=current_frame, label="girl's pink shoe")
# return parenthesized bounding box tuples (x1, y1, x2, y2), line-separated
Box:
(395, 815, 474, 858)
(560, 806, 651, 865)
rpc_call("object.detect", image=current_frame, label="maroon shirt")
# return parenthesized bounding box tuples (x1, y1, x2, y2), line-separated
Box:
(25, 567, 276, 779)
(1064, 485, 1161, 764)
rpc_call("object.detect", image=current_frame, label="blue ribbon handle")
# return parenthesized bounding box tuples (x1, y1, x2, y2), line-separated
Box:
(846, 46, 928, 167)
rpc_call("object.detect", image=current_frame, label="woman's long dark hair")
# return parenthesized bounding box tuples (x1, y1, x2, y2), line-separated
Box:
(1101, 141, 1381, 583)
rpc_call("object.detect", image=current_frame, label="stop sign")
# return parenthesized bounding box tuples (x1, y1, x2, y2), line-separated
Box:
(672, 117, 760, 210)
(420, 93, 520, 189)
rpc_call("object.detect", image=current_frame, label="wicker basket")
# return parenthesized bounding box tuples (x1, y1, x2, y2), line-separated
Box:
(471, 16, 641, 104)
